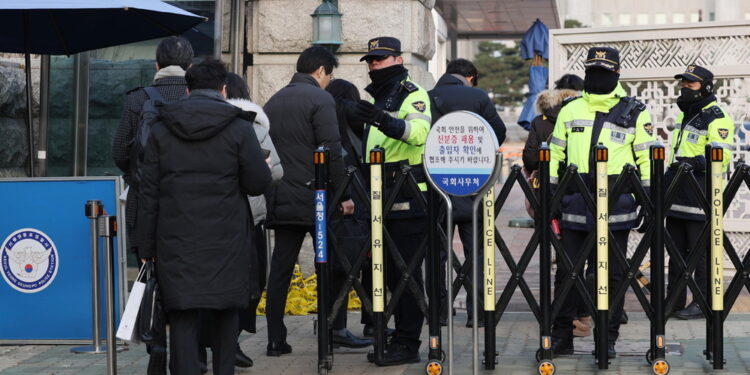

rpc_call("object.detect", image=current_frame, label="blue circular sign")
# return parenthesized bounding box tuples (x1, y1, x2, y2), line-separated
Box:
(1, 228, 59, 293)
(424, 111, 499, 196)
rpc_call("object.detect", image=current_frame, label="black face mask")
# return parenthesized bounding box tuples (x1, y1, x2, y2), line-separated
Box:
(368, 64, 407, 85)
(677, 87, 703, 103)
(583, 68, 620, 94)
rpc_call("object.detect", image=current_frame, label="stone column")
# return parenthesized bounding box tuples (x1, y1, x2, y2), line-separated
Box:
(247, 0, 436, 104)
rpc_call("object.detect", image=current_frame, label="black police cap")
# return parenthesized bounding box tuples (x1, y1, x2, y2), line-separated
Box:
(674, 65, 713, 82)
(583, 47, 620, 72)
(360, 36, 402, 62)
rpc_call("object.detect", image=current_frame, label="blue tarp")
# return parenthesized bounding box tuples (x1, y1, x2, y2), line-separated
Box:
(517, 65, 548, 130)
(0, 0, 204, 55)
(520, 19, 549, 60)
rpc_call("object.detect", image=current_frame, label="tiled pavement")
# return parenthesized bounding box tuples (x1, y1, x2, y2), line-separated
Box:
(3, 163, 750, 375)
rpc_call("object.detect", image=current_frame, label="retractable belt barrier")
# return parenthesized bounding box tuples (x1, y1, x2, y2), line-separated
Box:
(312, 140, 748, 375)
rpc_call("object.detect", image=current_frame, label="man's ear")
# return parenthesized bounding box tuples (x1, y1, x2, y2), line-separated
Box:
(395, 56, 404, 65)
(155, 62, 161, 71)
(220, 85, 227, 99)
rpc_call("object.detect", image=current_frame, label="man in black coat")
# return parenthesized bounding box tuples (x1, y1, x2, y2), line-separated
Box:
(137, 59, 272, 375)
(263, 46, 358, 356)
(111, 36, 193, 375)
(428, 58, 506, 327)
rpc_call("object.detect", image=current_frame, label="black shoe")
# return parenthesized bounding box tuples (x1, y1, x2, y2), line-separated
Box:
(235, 344, 253, 368)
(607, 342, 616, 359)
(674, 302, 703, 320)
(363, 325, 395, 338)
(266, 341, 292, 357)
(375, 342, 420, 366)
(465, 316, 485, 328)
(620, 311, 629, 324)
(551, 337, 574, 358)
(147, 348, 167, 375)
(333, 329, 373, 348)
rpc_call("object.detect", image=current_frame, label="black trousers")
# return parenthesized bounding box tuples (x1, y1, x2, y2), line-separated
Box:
(266, 225, 348, 343)
(240, 222, 267, 334)
(383, 217, 427, 352)
(169, 308, 238, 375)
(552, 229, 628, 341)
(666, 217, 706, 310)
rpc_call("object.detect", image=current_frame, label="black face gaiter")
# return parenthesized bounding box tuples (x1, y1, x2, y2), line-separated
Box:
(583, 68, 620, 94)
(368, 64, 408, 85)
(677, 87, 716, 116)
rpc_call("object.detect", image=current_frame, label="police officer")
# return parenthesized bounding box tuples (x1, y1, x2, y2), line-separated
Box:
(347, 36, 431, 366)
(548, 47, 656, 358)
(666, 65, 734, 320)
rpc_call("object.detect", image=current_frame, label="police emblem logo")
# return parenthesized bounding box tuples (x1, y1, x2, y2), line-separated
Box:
(595, 51, 607, 59)
(687, 65, 696, 72)
(644, 123, 654, 136)
(412, 101, 426, 112)
(1, 228, 59, 293)
(369, 40, 379, 51)
(718, 128, 729, 139)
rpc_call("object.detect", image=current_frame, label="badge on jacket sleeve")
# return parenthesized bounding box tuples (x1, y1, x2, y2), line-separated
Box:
(718, 128, 729, 139)
(412, 101, 426, 112)
(644, 123, 654, 136)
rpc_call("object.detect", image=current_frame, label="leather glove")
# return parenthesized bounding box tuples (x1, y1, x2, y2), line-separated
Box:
(635, 208, 650, 233)
(341, 99, 359, 121)
(354, 100, 390, 127)
(676, 155, 706, 173)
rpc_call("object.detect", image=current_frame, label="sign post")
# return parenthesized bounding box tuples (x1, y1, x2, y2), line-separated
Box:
(424, 111, 501, 375)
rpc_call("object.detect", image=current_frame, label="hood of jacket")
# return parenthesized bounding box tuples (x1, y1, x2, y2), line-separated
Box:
(160, 89, 244, 141)
(535, 89, 579, 119)
(582, 83, 627, 113)
(227, 98, 270, 129)
(435, 73, 471, 87)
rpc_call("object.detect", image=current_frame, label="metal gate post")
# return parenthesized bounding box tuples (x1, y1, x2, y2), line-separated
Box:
(426, 187, 443, 365)
(707, 143, 725, 369)
(537, 144, 556, 375)
(594, 144, 609, 369)
(369, 147, 387, 364)
(483, 186, 496, 370)
(649, 144, 670, 374)
(314, 147, 332, 374)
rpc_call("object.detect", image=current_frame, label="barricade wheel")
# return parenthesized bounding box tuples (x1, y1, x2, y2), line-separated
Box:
(538, 360, 556, 375)
(535, 349, 542, 362)
(425, 360, 443, 375)
(651, 359, 669, 375)
(645, 349, 653, 364)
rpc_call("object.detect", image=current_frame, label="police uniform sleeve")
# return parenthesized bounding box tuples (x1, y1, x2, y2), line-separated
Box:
(633, 110, 656, 184)
(549, 105, 570, 185)
(397, 89, 432, 146)
(707, 111, 734, 172)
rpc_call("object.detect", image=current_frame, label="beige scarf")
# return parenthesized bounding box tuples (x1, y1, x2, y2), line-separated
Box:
(153, 65, 186, 82)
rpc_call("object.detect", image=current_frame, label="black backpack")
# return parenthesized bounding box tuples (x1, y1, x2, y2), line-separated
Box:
(128, 87, 166, 190)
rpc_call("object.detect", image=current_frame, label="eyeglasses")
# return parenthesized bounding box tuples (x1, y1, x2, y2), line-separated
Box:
(364, 55, 391, 64)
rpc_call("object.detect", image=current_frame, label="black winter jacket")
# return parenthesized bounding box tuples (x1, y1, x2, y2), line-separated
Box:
(112, 75, 188, 253)
(137, 89, 272, 311)
(429, 73, 506, 222)
(264, 73, 347, 227)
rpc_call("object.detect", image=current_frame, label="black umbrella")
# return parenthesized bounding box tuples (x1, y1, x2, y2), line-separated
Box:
(0, 0, 205, 176)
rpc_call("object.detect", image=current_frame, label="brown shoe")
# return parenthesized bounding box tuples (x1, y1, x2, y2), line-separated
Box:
(572, 319, 591, 337)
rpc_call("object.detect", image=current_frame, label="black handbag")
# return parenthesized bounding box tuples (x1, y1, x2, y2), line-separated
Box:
(137, 261, 166, 346)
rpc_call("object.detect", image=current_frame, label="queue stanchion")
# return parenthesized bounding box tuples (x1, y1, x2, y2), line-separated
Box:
(707, 143, 725, 369)
(537, 143, 556, 375)
(314, 147, 333, 375)
(649, 144, 670, 375)
(72, 200, 105, 354)
(99, 215, 119, 375)
(594, 144, 609, 369)
(369, 147, 387, 365)
(483, 185, 497, 370)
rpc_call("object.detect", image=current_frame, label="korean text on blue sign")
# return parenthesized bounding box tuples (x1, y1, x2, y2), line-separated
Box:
(314, 190, 327, 263)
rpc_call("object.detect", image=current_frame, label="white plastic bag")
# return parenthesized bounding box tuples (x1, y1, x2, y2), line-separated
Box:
(116, 265, 146, 343)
